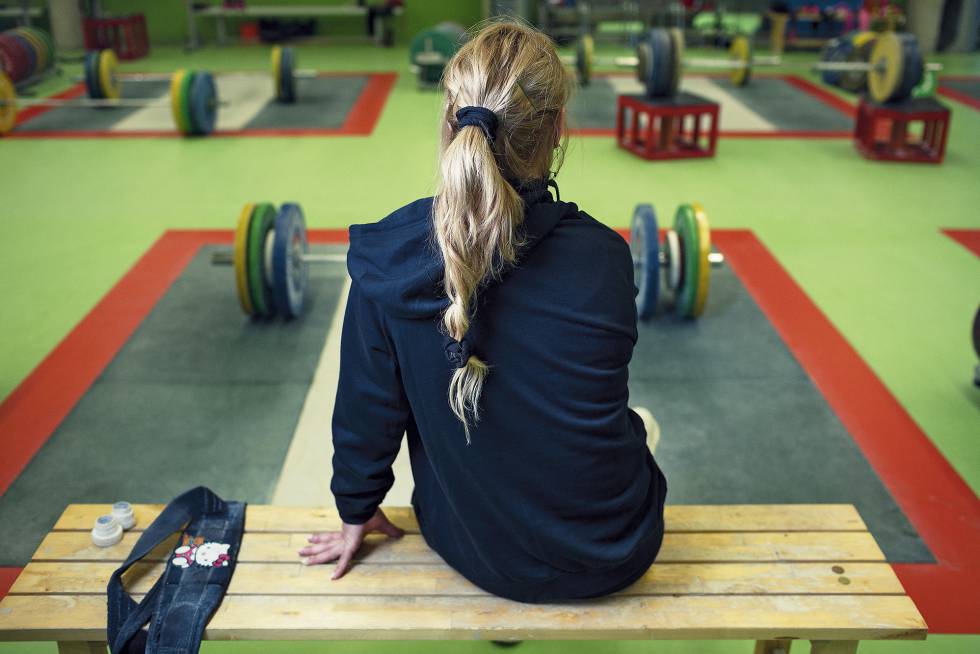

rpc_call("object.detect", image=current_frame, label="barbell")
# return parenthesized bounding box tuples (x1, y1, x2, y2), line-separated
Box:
(215, 201, 724, 321)
(0, 68, 219, 136)
(573, 29, 940, 104)
(82, 47, 318, 105)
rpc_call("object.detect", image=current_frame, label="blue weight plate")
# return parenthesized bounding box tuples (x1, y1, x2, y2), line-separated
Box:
(272, 203, 309, 319)
(188, 71, 217, 135)
(895, 33, 923, 102)
(279, 46, 296, 103)
(649, 29, 671, 97)
(820, 35, 853, 86)
(84, 50, 102, 98)
(631, 204, 660, 321)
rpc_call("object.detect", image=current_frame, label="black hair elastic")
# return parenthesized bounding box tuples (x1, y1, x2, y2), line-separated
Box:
(455, 106, 499, 145)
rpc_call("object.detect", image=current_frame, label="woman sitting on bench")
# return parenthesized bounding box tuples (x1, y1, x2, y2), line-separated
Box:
(297, 20, 668, 603)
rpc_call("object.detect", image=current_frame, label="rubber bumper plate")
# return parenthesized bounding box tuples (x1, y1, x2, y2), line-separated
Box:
(234, 203, 256, 316)
(576, 34, 594, 86)
(98, 49, 121, 100)
(278, 46, 296, 103)
(247, 203, 277, 317)
(272, 203, 310, 319)
(631, 204, 660, 320)
(729, 34, 752, 87)
(188, 70, 217, 135)
(0, 73, 16, 135)
(674, 204, 700, 318)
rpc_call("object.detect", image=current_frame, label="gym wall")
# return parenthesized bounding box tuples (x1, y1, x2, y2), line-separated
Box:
(96, 0, 485, 46)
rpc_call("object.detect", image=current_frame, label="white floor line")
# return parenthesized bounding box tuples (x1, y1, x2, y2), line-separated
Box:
(606, 75, 776, 132)
(111, 73, 273, 132)
(271, 275, 415, 508)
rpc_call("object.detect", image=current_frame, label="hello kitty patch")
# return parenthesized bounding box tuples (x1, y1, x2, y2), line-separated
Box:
(171, 535, 232, 569)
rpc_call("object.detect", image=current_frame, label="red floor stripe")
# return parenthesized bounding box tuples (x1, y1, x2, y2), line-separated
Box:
(13, 83, 86, 126)
(942, 229, 980, 258)
(0, 567, 20, 599)
(937, 85, 980, 112)
(0, 227, 976, 632)
(341, 72, 397, 135)
(781, 74, 857, 118)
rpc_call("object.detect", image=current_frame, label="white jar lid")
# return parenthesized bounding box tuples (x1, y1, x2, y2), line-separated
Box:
(91, 515, 123, 548)
(112, 501, 136, 530)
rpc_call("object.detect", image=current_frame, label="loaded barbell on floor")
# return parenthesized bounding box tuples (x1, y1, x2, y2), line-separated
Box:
(631, 203, 724, 321)
(0, 67, 220, 136)
(573, 29, 941, 104)
(215, 201, 723, 322)
(82, 47, 317, 105)
(409, 23, 468, 87)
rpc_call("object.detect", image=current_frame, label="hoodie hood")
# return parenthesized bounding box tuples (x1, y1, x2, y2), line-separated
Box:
(347, 181, 576, 320)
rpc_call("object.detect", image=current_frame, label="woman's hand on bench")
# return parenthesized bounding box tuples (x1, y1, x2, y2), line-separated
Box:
(297, 508, 406, 580)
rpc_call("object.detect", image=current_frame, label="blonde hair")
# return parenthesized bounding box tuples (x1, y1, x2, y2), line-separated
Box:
(434, 21, 570, 441)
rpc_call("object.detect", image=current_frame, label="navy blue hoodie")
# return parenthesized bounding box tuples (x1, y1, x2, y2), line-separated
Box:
(331, 181, 667, 603)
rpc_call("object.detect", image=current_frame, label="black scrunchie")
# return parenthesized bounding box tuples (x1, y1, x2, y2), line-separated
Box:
(455, 106, 499, 145)
(444, 337, 473, 370)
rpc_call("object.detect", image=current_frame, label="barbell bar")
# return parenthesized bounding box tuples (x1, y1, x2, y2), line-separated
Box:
(0, 68, 220, 136)
(218, 201, 726, 321)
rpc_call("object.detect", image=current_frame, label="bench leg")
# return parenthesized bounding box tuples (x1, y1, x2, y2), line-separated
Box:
(756, 639, 793, 653)
(57, 642, 107, 654)
(810, 641, 858, 654)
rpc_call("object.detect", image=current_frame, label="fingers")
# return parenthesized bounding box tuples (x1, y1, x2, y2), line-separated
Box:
(299, 541, 344, 566)
(307, 532, 342, 544)
(332, 545, 355, 580)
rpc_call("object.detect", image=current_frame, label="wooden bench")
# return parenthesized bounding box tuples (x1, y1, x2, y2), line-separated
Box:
(0, 504, 926, 653)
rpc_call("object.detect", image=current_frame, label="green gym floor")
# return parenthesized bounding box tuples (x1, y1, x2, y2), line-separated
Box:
(1, 43, 979, 653)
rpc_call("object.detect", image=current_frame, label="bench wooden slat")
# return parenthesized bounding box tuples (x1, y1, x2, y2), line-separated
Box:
(32, 531, 885, 564)
(52, 504, 867, 534)
(0, 594, 927, 641)
(8, 561, 904, 597)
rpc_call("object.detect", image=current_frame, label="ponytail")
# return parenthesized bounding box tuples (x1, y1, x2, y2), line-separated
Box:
(434, 20, 570, 441)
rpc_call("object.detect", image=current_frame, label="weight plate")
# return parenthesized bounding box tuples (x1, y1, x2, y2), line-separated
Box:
(169, 70, 194, 135)
(32, 28, 55, 69)
(667, 28, 684, 96)
(665, 228, 681, 292)
(279, 46, 296, 103)
(840, 35, 875, 93)
(894, 33, 924, 102)
(271, 45, 282, 100)
(9, 34, 36, 78)
(630, 204, 660, 321)
(650, 28, 673, 97)
(0, 40, 15, 81)
(820, 35, 851, 86)
(636, 40, 652, 89)
(0, 72, 16, 135)
(272, 203, 309, 319)
(690, 203, 711, 318)
(188, 70, 217, 135)
(234, 203, 256, 316)
(0, 35, 28, 81)
(84, 50, 102, 98)
(674, 204, 699, 318)
(575, 34, 594, 86)
(729, 34, 751, 87)
(409, 23, 466, 67)
(98, 49, 120, 100)
(867, 32, 903, 103)
(15, 29, 46, 72)
(247, 203, 277, 317)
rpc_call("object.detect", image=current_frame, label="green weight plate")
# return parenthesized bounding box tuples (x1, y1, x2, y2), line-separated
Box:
(84, 50, 102, 99)
(911, 67, 937, 98)
(247, 203, 277, 317)
(674, 204, 700, 318)
(409, 23, 466, 67)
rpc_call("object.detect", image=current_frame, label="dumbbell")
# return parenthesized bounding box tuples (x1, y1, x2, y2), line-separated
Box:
(630, 203, 725, 320)
(0, 65, 219, 137)
(83, 47, 316, 106)
(211, 203, 345, 320)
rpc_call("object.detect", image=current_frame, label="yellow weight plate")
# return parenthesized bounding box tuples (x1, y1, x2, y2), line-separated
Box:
(729, 35, 751, 87)
(852, 31, 876, 48)
(235, 203, 256, 316)
(868, 32, 902, 104)
(170, 69, 188, 134)
(271, 46, 282, 100)
(0, 73, 17, 136)
(668, 27, 684, 96)
(691, 202, 711, 318)
(98, 49, 120, 100)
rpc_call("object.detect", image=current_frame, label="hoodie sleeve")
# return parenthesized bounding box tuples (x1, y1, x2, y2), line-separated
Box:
(330, 281, 409, 525)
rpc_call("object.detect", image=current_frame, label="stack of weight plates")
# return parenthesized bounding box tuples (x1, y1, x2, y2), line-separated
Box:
(0, 27, 55, 84)
(636, 28, 683, 98)
(170, 69, 218, 136)
(84, 49, 121, 99)
(271, 46, 297, 103)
